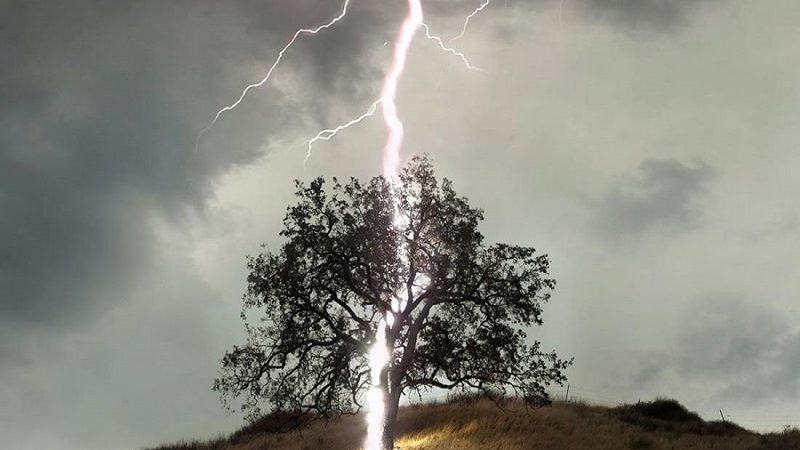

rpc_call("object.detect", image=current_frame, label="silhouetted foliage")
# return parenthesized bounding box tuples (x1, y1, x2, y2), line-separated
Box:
(759, 427, 800, 450)
(619, 398, 702, 423)
(615, 398, 749, 437)
(213, 155, 571, 449)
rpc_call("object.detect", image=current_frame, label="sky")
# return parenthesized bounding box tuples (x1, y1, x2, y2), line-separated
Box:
(2, 0, 799, 448)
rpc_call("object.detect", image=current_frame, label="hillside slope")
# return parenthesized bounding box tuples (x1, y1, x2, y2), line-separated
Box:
(149, 398, 800, 450)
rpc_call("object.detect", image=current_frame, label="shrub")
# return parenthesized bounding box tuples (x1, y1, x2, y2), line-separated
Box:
(615, 398, 750, 438)
(618, 398, 702, 423)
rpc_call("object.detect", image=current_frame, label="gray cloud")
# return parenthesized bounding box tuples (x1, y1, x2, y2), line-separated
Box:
(712, 306, 800, 405)
(575, 0, 712, 29)
(593, 159, 714, 241)
(676, 297, 787, 378)
(630, 297, 800, 406)
(744, 215, 800, 241)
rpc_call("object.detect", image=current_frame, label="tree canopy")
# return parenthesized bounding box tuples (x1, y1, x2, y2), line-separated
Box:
(214, 155, 571, 448)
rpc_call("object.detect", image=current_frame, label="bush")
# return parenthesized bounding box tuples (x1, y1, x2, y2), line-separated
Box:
(703, 420, 746, 436)
(617, 398, 702, 423)
(759, 427, 800, 450)
(615, 398, 750, 437)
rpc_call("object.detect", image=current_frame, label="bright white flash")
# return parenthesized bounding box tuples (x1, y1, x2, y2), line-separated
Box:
(365, 317, 389, 450)
(450, 0, 491, 43)
(194, 0, 352, 154)
(379, 0, 424, 179)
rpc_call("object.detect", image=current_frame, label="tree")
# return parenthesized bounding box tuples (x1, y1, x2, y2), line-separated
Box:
(214, 155, 571, 449)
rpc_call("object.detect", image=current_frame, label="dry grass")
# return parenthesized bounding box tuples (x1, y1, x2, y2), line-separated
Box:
(147, 398, 800, 450)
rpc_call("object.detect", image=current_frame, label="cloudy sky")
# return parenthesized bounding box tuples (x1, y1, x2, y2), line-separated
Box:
(2, 0, 799, 448)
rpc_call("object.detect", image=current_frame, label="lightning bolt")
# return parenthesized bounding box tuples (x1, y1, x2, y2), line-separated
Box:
(450, 0, 491, 43)
(302, 21, 480, 166)
(378, 0, 423, 179)
(194, 0, 352, 154)
(304, 99, 381, 166)
(421, 23, 483, 72)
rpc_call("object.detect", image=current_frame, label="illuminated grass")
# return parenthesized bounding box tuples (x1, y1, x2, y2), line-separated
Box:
(147, 398, 800, 450)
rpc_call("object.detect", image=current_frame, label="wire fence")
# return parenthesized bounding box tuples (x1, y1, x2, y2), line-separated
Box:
(402, 385, 799, 433)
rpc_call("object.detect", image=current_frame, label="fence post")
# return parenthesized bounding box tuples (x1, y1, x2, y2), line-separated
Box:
(719, 410, 726, 423)
(565, 384, 570, 402)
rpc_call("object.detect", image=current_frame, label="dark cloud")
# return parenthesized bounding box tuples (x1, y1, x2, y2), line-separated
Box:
(593, 159, 714, 241)
(0, 0, 396, 327)
(424, 0, 714, 30)
(233, 0, 398, 103)
(2, 2, 223, 326)
(576, 0, 711, 29)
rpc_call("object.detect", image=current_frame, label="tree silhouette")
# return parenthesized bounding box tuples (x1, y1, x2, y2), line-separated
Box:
(214, 155, 571, 449)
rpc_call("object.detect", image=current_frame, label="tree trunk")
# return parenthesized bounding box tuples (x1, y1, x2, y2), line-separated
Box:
(381, 389, 400, 450)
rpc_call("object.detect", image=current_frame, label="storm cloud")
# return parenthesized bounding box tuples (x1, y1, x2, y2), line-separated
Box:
(577, 0, 714, 29)
(593, 159, 714, 241)
(0, 0, 393, 327)
(425, 0, 716, 28)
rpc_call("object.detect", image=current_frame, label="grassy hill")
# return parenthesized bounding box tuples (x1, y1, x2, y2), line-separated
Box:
(149, 398, 800, 450)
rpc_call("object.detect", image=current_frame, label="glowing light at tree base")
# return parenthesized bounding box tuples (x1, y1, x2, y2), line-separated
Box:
(365, 317, 389, 450)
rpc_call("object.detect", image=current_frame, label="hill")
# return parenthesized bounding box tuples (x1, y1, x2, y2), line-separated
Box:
(148, 398, 800, 450)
